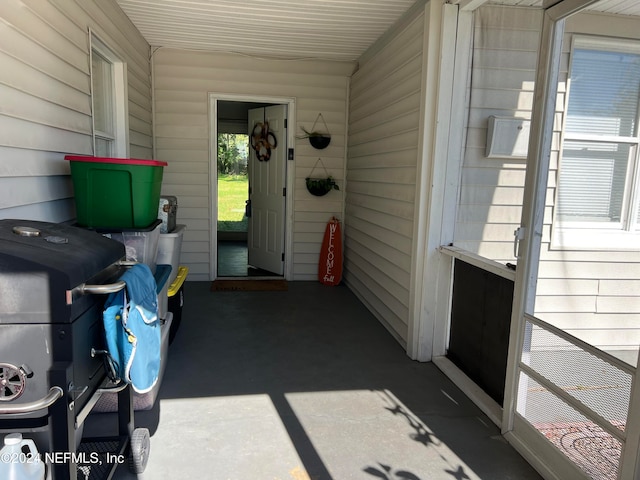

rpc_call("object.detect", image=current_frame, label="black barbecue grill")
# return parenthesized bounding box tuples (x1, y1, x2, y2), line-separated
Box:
(0, 219, 151, 479)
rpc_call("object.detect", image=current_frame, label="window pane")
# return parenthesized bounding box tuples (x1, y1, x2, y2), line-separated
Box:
(92, 51, 114, 136)
(557, 141, 630, 223)
(95, 137, 112, 157)
(566, 49, 640, 137)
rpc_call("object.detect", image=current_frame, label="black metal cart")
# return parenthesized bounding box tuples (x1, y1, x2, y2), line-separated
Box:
(1, 377, 149, 480)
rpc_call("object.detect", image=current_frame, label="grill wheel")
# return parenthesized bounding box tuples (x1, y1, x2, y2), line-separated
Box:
(0, 363, 26, 401)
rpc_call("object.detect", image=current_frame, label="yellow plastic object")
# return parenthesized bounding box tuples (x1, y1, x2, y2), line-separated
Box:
(168, 266, 188, 297)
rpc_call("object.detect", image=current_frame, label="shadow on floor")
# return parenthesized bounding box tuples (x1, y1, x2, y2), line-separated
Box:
(112, 281, 540, 480)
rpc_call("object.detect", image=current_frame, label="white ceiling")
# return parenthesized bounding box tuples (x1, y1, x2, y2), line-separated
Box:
(116, 0, 418, 61)
(116, 0, 640, 62)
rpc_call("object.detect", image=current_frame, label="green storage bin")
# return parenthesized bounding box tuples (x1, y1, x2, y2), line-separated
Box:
(65, 155, 168, 229)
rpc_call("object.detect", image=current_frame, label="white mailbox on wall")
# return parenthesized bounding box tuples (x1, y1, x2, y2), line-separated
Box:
(485, 116, 530, 159)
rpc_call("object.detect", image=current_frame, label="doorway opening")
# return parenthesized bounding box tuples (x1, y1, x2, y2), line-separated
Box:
(214, 99, 291, 279)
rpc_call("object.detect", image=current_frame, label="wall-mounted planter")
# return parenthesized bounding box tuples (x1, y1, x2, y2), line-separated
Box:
(308, 134, 331, 150)
(305, 177, 339, 196)
(305, 158, 339, 196)
(298, 113, 331, 150)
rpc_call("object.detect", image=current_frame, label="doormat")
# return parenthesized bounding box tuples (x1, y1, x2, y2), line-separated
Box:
(210, 279, 288, 292)
(534, 421, 624, 480)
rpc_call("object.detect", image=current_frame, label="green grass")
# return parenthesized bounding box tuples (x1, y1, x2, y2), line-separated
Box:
(218, 173, 248, 232)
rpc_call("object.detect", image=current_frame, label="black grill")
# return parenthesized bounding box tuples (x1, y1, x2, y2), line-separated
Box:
(0, 219, 135, 479)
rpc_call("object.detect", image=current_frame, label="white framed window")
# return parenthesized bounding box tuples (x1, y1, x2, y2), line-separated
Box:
(90, 32, 129, 158)
(553, 36, 640, 250)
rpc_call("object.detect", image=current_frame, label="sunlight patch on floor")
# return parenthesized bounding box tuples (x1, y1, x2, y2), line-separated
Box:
(142, 394, 306, 480)
(285, 389, 483, 480)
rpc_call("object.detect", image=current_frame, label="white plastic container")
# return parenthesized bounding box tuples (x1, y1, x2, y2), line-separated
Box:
(0, 433, 45, 480)
(157, 224, 186, 285)
(100, 220, 162, 274)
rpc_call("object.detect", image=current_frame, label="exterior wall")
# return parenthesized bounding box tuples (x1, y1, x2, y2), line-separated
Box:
(454, 5, 640, 357)
(152, 48, 353, 281)
(454, 5, 541, 262)
(0, 0, 152, 222)
(344, 10, 426, 345)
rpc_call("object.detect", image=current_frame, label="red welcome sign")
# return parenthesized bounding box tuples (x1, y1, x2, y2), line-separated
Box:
(318, 216, 343, 286)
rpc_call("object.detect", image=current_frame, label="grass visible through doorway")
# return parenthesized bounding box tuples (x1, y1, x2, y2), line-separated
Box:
(218, 173, 248, 232)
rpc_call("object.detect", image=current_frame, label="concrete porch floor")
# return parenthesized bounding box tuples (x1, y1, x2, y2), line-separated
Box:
(111, 281, 541, 480)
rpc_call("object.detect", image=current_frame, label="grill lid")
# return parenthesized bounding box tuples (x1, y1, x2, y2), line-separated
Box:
(0, 219, 125, 323)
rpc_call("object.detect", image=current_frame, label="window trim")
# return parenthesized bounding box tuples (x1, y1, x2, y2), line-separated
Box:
(551, 35, 640, 251)
(89, 31, 129, 158)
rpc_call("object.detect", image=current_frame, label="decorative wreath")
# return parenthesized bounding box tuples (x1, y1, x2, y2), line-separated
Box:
(250, 122, 278, 162)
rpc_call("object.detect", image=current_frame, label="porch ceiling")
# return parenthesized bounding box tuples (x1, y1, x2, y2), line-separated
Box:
(115, 0, 418, 61)
(116, 0, 640, 62)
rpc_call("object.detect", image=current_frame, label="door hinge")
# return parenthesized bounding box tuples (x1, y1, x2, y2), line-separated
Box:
(288, 148, 294, 161)
(282, 252, 285, 261)
(283, 187, 286, 197)
(284, 119, 288, 129)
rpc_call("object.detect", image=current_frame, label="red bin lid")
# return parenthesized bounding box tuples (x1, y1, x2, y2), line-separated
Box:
(64, 155, 168, 167)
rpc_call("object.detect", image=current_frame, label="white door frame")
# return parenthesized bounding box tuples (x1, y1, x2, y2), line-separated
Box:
(208, 93, 296, 281)
(503, 0, 601, 428)
(499, 2, 640, 480)
(408, 1, 465, 362)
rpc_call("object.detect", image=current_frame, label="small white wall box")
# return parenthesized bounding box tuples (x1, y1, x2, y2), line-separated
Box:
(485, 116, 530, 158)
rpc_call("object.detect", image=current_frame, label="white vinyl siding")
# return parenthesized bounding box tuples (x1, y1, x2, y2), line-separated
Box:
(0, 0, 151, 222)
(454, 6, 542, 262)
(344, 12, 425, 344)
(152, 48, 353, 281)
(455, 5, 640, 358)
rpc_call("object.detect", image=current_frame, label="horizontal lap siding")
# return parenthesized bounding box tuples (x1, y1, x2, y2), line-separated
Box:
(344, 13, 425, 344)
(454, 6, 542, 263)
(153, 49, 353, 281)
(457, 5, 640, 355)
(0, 0, 151, 221)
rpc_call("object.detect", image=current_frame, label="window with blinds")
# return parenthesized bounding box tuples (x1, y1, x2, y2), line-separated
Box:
(554, 37, 640, 248)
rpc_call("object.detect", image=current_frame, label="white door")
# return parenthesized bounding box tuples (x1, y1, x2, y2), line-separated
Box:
(502, 2, 640, 479)
(247, 105, 287, 275)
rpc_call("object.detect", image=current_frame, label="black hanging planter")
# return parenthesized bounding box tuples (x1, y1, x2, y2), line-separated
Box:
(305, 177, 339, 196)
(306, 158, 339, 196)
(308, 134, 331, 150)
(298, 113, 331, 150)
